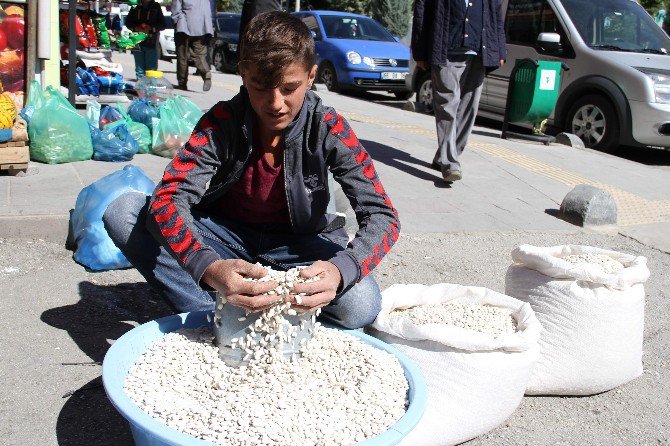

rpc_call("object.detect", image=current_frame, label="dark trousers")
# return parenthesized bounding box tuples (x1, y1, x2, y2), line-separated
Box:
(175, 32, 211, 87)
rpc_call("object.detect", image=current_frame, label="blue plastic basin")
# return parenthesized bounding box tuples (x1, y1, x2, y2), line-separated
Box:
(103, 311, 426, 446)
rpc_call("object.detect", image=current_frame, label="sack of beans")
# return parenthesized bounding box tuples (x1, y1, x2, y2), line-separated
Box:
(369, 283, 541, 446)
(505, 244, 650, 396)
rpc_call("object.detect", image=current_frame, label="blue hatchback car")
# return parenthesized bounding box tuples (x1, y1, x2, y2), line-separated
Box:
(293, 11, 413, 99)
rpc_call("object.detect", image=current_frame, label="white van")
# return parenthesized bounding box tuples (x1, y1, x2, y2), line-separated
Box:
(408, 0, 670, 152)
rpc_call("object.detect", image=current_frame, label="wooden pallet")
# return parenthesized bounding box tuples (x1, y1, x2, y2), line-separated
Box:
(0, 141, 30, 175)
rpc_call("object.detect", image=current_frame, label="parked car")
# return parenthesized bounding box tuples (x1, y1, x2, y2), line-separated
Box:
(408, 0, 670, 151)
(293, 10, 413, 99)
(211, 12, 241, 73)
(159, 14, 176, 60)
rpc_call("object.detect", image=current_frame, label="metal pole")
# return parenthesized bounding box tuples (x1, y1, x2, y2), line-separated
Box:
(295, 0, 300, 11)
(68, 0, 77, 105)
(26, 0, 38, 105)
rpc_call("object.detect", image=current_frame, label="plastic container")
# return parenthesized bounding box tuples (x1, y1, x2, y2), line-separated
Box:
(135, 70, 173, 105)
(103, 310, 427, 446)
(214, 300, 314, 367)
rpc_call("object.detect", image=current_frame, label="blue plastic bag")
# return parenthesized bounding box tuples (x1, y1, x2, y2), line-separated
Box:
(71, 165, 155, 271)
(76, 67, 100, 96)
(91, 122, 140, 162)
(127, 98, 160, 128)
(98, 72, 125, 95)
(99, 105, 124, 129)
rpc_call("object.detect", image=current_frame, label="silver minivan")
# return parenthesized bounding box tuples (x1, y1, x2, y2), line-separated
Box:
(408, 0, 670, 151)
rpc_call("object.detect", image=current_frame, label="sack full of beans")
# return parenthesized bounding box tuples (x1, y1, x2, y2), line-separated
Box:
(505, 244, 650, 396)
(369, 283, 541, 446)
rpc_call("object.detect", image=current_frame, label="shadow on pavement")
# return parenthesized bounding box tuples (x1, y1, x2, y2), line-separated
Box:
(613, 146, 670, 167)
(41, 281, 172, 446)
(361, 139, 442, 184)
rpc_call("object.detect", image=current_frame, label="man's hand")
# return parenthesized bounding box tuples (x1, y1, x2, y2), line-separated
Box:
(202, 259, 279, 312)
(500, 59, 506, 67)
(288, 261, 342, 312)
(416, 60, 429, 71)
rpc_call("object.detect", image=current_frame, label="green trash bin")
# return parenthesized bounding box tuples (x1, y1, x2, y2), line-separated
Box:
(502, 58, 567, 144)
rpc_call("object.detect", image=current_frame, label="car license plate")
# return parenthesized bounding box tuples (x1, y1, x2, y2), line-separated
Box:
(381, 72, 407, 80)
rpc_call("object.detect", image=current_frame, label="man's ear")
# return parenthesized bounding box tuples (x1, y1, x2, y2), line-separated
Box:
(308, 64, 318, 85)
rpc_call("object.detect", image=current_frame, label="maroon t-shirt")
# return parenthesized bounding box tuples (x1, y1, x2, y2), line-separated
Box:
(217, 146, 291, 224)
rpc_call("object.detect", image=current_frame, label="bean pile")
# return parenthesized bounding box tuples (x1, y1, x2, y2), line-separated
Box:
(562, 253, 624, 274)
(124, 327, 409, 446)
(390, 302, 516, 336)
(213, 265, 321, 365)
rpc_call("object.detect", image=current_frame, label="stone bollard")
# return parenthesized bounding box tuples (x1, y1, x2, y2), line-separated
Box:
(555, 132, 585, 149)
(559, 184, 617, 227)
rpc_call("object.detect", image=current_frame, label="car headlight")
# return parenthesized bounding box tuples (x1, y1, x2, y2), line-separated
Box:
(347, 51, 362, 65)
(166, 36, 174, 42)
(363, 56, 375, 67)
(637, 67, 670, 104)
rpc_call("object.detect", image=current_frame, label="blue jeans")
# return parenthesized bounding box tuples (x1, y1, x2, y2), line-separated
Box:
(132, 44, 159, 80)
(103, 192, 381, 329)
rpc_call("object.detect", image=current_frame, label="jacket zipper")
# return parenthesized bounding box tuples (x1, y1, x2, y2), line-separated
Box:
(283, 145, 295, 231)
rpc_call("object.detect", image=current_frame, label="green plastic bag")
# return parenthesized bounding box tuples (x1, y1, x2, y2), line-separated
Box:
(86, 99, 101, 127)
(151, 99, 191, 158)
(112, 105, 151, 154)
(28, 86, 93, 164)
(115, 35, 135, 50)
(129, 32, 148, 46)
(173, 95, 203, 129)
(92, 16, 111, 48)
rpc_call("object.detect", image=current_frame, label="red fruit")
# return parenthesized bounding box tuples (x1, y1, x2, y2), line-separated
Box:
(1, 15, 25, 49)
(0, 29, 7, 51)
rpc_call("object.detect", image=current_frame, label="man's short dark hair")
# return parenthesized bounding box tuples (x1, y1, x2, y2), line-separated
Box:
(239, 11, 316, 88)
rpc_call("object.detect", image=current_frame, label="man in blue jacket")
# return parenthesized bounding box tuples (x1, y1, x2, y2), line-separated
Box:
(412, 0, 506, 183)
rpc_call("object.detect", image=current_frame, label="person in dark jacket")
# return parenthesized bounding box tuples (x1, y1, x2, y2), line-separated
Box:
(412, 0, 506, 183)
(238, 0, 281, 57)
(124, 0, 165, 79)
(103, 12, 399, 329)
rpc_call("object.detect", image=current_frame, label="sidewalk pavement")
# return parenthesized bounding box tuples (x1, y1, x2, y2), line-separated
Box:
(1, 52, 669, 252)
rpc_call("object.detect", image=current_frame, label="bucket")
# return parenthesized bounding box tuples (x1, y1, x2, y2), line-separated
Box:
(102, 311, 427, 446)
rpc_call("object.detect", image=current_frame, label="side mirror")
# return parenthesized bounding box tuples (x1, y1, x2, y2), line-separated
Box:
(537, 32, 561, 54)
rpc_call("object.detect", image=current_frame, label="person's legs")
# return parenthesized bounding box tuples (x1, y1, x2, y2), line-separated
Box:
(431, 59, 468, 174)
(175, 32, 189, 88)
(103, 192, 255, 312)
(144, 42, 159, 72)
(454, 56, 486, 156)
(133, 48, 146, 80)
(190, 35, 211, 91)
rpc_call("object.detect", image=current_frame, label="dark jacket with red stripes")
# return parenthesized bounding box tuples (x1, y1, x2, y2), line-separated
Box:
(146, 87, 400, 292)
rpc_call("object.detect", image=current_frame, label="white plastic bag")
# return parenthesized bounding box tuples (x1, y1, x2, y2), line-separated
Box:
(505, 244, 649, 396)
(370, 283, 541, 446)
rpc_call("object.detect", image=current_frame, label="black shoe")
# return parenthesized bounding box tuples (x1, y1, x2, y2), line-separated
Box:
(203, 77, 212, 92)
(430, 161, 441, 171)
(441, 168, 462, 183)
(175, 84, 188, 91)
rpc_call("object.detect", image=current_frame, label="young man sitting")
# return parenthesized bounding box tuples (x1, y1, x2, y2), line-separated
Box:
(104, 11, 400, 329)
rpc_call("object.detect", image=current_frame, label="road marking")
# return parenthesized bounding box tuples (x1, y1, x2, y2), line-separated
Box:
(340, 110, 670, 227)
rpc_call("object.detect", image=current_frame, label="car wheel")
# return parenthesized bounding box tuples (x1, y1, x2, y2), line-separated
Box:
(566, 94, 620, 151)
(416, 70, 433, 114)
(213, 48, 226, 73)
(319, 62, 340, 92)
(393, 90, 414, 100)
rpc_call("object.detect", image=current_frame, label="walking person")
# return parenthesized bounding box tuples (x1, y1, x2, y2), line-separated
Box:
(412, 0, 506, 183)
(125, 0, 165, 80)
(171, 0, 215, 91)
(238, 0, 281, 51)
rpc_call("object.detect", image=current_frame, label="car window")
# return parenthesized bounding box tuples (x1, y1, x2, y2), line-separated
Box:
(562, 0, 670, 53)
(163, 15, 173, 28)
(320, 15, 395, 42)
(505, 0, 572, 55)
(217, 15, 241, 34)
(301, 15, 322, 40)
